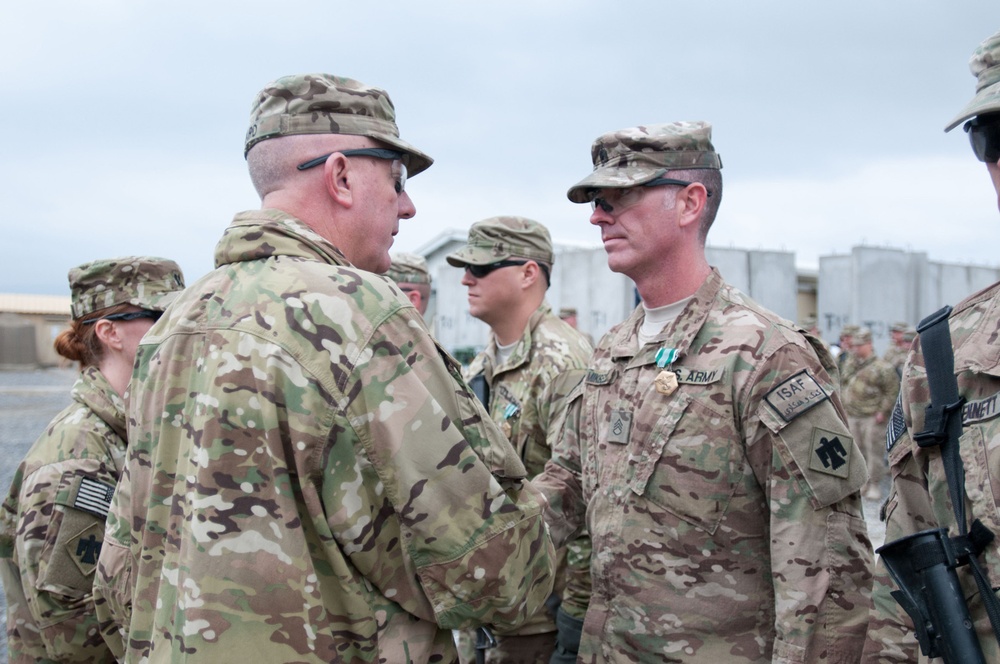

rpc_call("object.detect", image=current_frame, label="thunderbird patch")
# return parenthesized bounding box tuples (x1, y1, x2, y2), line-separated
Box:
(809, 427, 853, 479)
(765, 370, 829, 422)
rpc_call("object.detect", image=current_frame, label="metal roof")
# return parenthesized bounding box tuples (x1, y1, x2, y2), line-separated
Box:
(0, 293, 71, 316)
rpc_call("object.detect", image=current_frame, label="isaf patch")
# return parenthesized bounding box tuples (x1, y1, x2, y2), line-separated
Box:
(765, 370, 829, 422)
(809, 427, 853, 479)
(886, 393, 906, 453)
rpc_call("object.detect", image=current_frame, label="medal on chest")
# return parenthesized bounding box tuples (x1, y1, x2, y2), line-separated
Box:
(653, 346, 679, 396)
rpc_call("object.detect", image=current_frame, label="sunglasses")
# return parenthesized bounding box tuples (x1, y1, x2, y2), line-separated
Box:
(965, 115, 1000, 163)
(589, 176, 711, 213)
(82, 310, 162, 324)
(464, 260, 529, 279)
(297, 148, 407, 193)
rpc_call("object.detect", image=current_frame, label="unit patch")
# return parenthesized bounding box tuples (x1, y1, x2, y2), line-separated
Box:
(963, 391, 1000, 425)
(608, 409, 632, 445)
(765, 370, 829, 422)
(886, 393, 906, 453)
(73, 477, 115, 519)
(67, 521, 104, 576)
(809, 427, 853, 479)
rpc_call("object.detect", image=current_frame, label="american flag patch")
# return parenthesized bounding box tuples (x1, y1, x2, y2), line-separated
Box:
(73, 477, 115, 518)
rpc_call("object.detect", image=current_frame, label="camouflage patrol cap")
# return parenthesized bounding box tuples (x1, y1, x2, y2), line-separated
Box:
(446, 216, 554, 268)
(559, 307, 578, 318)
(890, 321, 911, 333)
(946, 30, 1000, 131)
(854, 328, 873, 344)
(244, 73, 433, 176)
(566, 121, 723, 204)
(840, 324, 860, 338)
(69, 257, 184, 319)
(386, 252, 431, 285)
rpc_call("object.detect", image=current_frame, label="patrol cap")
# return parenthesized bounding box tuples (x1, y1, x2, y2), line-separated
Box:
(244, 73, 433, 176)
(566, 121, 722, 204)
(446, 216, 554, 267)
(69, 256, 185, 319)
(386, 252, 431, 285)
(854, 328, 873, 344)
(890, 321, 911, 333)
(946, 31, 1000, 131)
(840, 324, 860, 338)
(559, 307, 578, 318)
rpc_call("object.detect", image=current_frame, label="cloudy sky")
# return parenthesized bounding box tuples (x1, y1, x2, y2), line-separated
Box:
(4, 1, 1000, 294)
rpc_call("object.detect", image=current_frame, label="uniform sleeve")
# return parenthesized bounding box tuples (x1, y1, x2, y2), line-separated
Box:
(92, 461, 134, 660)
(747, 342, 874, 664)
(532, 382, 587, 550)
(328, 308, 557, 631)
(12, 458, 117, 663)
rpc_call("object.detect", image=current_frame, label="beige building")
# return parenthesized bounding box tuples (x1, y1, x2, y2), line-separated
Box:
(0, 294, 71, 368)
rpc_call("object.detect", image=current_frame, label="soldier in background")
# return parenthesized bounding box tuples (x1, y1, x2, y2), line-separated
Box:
(447, 216, 592, 663)
(863, 29, 1000, 661)
(92, 74, 555, 663)
(882, 321, 913, 377)
(837, 323, 861, 380)
(559, 306, 594, 347)
(533, 121, 873, 662)
(386, 251, 432, 319)
(0, 257, 184, 663)
(841, 327, 898, 501)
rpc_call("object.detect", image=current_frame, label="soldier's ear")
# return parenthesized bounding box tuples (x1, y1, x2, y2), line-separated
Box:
(93, 319, 125, 352)
(324, 153, 354, 208)
(521, 261, 541, 290)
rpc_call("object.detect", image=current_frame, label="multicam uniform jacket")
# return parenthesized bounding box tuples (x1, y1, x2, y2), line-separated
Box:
(465, 303, 593, 638)
(0, 367, 122, 663)
(534, 268, 873, 663)
(863, 282, 1000, 662)
(92, 211, 555, 664)
(843, 356, 898, 420)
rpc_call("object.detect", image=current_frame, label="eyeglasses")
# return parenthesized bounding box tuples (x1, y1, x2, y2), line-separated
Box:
(464, 260, 529, 279)
(589, 176, 711, 213)
(297, 147, 407, 193)
(82, 310, 162, 324)
(965, 115, 1000, 163)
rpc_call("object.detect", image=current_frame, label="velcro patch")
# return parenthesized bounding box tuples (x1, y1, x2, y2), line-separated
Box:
(586, 370, 615, 385)
(73, 477, 115, 519)
(66, 521, 104, 577)
(674, 367, 722, 385)
(607, 409, 632, 445)
(765, 370, 829, 422)
(963, 391, 1000, 426)
(886, 393, 907, 453)
(809, 427, 853, 479)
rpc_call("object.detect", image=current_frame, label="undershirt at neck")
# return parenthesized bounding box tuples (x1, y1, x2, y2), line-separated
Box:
(495, 339, 518, 366)
(638, 296, 694, 347)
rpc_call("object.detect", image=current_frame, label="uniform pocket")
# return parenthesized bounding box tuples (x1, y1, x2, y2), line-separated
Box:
(628, 393, 740, 534)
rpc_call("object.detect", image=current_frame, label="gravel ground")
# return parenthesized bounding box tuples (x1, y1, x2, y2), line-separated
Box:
(0, 367, 888, 660)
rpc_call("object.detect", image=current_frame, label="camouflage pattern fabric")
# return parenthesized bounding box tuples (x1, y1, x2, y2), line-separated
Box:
(843, 356, 898, 419)
(68, 255, 184, 318)
(882, 345, 908, 375)
(534, 268, 873, 663)
(92, 210, 555, 663)
(862, 281, 1000, 662)
(462, 304, 592, 659)
(0, 366, 124, 663)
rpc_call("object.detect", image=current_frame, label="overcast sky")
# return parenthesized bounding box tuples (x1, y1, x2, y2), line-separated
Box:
(4, 1, 1000, 294)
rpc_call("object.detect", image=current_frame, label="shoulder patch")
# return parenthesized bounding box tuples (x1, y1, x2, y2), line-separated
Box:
(886, 392, 907, 453)
(765, 370, 829, 422)
(963, 391, 1000, 426)
(809, 427, 853, 479)
(73, 477, 115, 519)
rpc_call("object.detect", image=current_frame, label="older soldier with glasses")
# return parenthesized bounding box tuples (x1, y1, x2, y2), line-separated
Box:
(91, 74, 555, 663)
(533, 121, 873, 662)
(863, 29, 1000, 663)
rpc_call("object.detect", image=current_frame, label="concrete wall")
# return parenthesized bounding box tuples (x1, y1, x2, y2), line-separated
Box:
(818, 247, 1000, 354)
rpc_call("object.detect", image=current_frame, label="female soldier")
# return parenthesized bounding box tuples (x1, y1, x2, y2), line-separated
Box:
(0, 256, 184, 663)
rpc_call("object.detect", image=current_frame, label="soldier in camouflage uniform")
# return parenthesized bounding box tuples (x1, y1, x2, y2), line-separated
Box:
(842, 327, 899, 501)
(837, 323, 860, 382)
(386, 251, 432, 319)
(0, 257, 184, 663)
(881, 322, 913, 377)
(91, 74, 555, 663)
(446, 216, 593, 663)
(533, 122, 874, 663)
(863, 29, 1000, 662)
